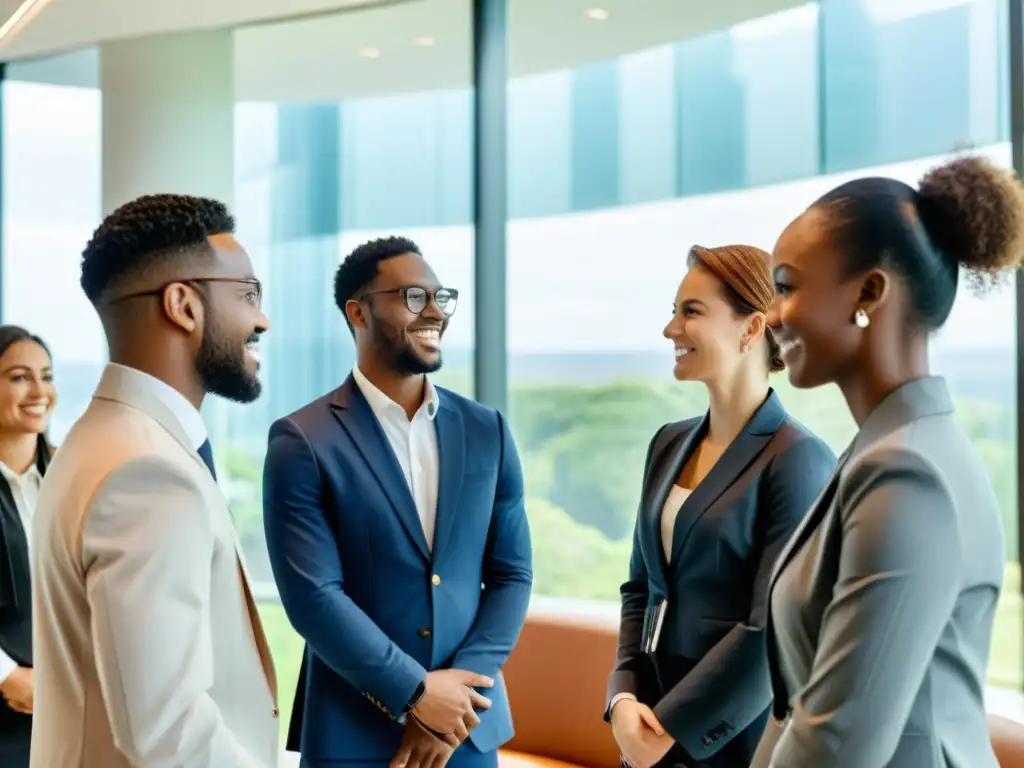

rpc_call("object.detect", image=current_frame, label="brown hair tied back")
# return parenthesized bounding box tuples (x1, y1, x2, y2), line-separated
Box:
(687, 245, 785, 373)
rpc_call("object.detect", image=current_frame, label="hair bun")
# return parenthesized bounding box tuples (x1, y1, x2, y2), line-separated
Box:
(917, 156, 1024, 278)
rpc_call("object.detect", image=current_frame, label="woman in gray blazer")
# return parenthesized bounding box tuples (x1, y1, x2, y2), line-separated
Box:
(606, 245, 835, 768)
(753, 155, 1024, 767)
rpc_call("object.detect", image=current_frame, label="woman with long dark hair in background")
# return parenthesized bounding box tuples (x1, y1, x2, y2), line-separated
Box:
(0, 325, 57, 767)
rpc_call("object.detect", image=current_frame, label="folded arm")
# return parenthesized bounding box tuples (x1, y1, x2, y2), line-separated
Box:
(450, 412, 533, 676)
(84, 456, 263, 768)
(263, 418, 426, 717)
(653, 436, 836, 761)
(769, 447, 961, 768)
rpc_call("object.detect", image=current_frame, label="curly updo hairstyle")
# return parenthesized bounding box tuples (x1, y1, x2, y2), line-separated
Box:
(814, 155, 1024, 331)
(687, 244, 785, 374)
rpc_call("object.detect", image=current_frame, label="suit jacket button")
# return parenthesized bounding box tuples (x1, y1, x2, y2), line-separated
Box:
(418, 627, 432, 638)
(701, 735, 712, 746)
(431, 574, 441, 586)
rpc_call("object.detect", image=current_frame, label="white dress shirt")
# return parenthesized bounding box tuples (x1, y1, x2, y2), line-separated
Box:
(352, 366, 440, 549)
(0, 460, 41, 683)
(661, 485, 692, 564)
(108, 363, 208, 451)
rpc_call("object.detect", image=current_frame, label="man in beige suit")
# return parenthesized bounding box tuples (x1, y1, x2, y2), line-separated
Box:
(30, 194, 278, 767)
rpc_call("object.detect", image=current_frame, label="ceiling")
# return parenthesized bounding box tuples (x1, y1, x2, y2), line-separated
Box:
(0, 0, 395, 59)
(3, 0, 810, 101)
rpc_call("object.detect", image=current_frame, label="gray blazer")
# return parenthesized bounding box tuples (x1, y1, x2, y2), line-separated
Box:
(751, 376, 1003, 768)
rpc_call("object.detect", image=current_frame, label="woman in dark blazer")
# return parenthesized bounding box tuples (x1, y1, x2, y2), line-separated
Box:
(0, 326, 57, 768)
(605, 245, 835, 768)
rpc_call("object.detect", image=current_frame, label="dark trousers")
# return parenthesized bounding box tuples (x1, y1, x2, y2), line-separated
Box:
(0, 704, 31, 768)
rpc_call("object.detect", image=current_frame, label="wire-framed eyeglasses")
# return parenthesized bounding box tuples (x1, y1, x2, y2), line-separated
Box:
(109, 277, 263, 307)
(359, 286, 459, 317)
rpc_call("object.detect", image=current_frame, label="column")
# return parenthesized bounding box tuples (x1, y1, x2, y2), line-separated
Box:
(100, 29, 233, 214)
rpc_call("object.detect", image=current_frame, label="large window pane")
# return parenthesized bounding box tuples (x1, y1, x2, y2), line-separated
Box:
(823, 0, 1006, 171)
(507, 0, 1019, 696)
(230, 0, 473, 730)
(1, 49, 103, 441)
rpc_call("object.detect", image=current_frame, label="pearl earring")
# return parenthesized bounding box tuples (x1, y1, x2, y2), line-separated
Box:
(854, 308, 870, 328)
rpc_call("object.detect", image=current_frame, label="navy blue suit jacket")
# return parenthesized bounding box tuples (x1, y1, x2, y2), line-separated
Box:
(263, 376, 532, 763)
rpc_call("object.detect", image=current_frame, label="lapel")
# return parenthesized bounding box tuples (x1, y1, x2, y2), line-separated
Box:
(662, 391, 786, 568)
(767, 455, 844, 595)
(234, 549, 278, 704)
(93, 365, 276, 701)
(92, 365, 209, 478)
(329, 377, 431, 561)
(763, 377, 956, 711)
(0, 477, 22, 609)
(642, 419, 703, 587)
(432, 397, 464, 559)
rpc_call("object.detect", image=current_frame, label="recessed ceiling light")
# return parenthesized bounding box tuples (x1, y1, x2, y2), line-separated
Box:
(585, 7, 610, 20)
(358, 46, 380, 58)
(413, 36, 436, 47)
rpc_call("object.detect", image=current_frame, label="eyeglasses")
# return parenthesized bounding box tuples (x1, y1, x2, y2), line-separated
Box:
(359, 286, 459, 317)
(109, 277, 263, 307)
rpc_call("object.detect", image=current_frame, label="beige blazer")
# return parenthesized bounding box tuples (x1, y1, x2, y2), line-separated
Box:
(752, 377, 1001, 767)
(30, 365, 279, 768)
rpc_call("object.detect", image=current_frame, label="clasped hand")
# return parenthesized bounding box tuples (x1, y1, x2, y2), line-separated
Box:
(390, 668, 494, 768)
(611, 699, 674, 768)
(0, 666, 33, 715)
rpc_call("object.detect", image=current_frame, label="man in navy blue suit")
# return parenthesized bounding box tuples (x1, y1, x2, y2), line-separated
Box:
(263, 236, 533, 768)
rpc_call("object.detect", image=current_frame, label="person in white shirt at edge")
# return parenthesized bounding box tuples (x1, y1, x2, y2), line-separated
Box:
(0, 327, 57, 768)
(30, 194, 278, 768)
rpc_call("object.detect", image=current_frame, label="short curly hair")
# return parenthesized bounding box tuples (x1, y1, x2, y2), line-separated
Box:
(814, 155, 1024, 330)
(333, 236, 422, 332)
(80, 193, 236, 304)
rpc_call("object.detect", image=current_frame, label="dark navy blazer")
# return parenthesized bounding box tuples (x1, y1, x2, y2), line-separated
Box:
(605, 390, 835, 766)
(263, 376, 533, 764)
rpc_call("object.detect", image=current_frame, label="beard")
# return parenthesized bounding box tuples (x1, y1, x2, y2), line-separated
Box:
(197, 306, 262, 404)
(371, 313, 443, 376)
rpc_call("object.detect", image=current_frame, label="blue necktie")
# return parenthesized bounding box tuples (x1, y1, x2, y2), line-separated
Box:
(197, 439, 217, 481)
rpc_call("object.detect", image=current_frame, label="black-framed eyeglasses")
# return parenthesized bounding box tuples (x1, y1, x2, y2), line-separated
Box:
(109, 277, 263, 307)
(359, 286, 459, 317)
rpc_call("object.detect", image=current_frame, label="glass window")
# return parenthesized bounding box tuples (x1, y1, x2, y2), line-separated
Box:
(822, 0, 1006, 172)
(230, 0, 473, 729)
(1, 48, 103, 441)
(507, 0, 1019, 696)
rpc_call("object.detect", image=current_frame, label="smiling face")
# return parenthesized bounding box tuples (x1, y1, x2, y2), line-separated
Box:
(768, 208, 866, 389)
(356, 253, 451, 376)
(0, 339, 56, 436)
(194, 234, 270, 403)
(663, 265, 761, 385)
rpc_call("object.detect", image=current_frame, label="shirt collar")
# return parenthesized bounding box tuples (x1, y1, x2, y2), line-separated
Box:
(0, 460, 41, 485)
(351, 365, 440, 421)
(106, 363, 209, 449)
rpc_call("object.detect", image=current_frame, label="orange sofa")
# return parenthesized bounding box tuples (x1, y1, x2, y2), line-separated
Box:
(498, 607, 1024, 768)
(498, 605, 619, 768)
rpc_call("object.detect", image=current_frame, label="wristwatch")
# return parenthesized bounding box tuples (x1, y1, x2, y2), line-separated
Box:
(405, 680, 426, 713)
